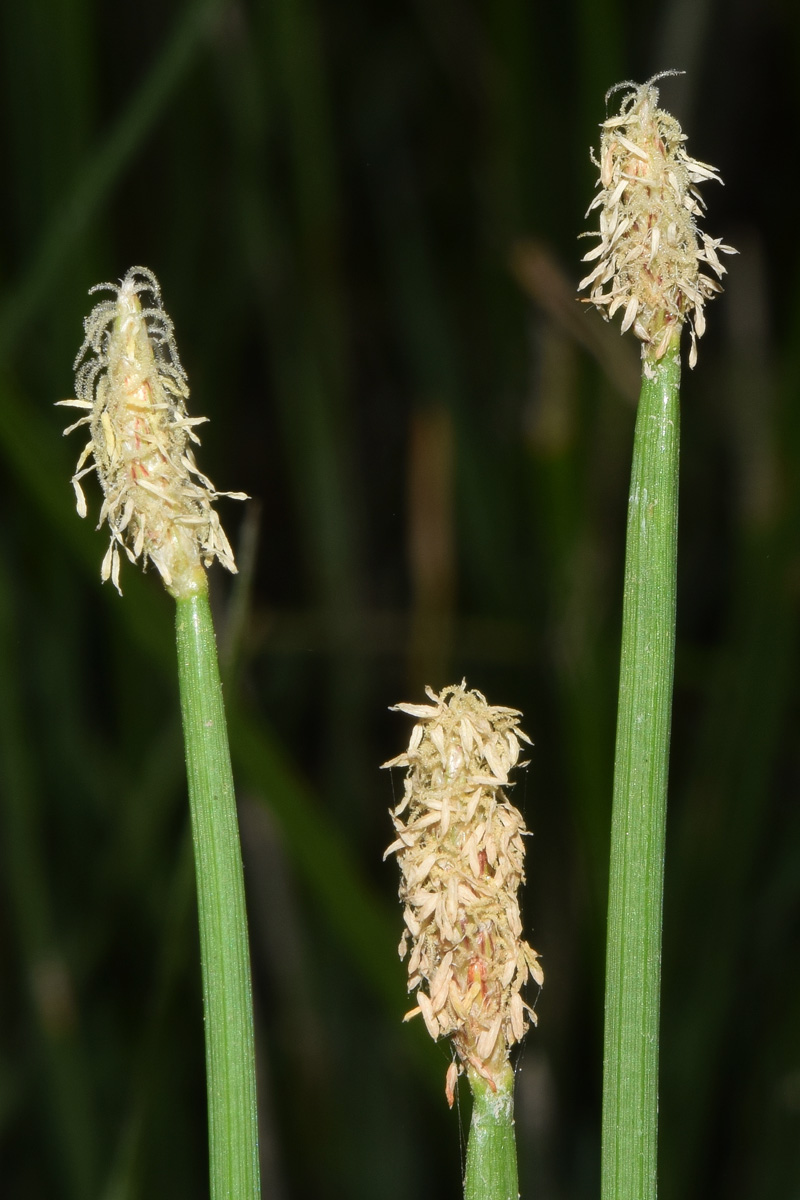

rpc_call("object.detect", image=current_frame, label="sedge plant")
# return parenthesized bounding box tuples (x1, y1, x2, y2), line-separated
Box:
(383, 682, 544, 1200)
(578, 74, 735, 1200)
(58, 266, 260, 1200)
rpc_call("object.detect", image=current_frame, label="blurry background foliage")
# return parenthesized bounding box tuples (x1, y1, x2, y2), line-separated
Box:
(0, 1, 797, 1198)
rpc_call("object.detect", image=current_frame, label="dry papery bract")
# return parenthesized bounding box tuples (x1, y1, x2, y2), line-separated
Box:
(58, 266, 246, 597)
(383, 682, 543, 1102)
(579, 72, 735, 368)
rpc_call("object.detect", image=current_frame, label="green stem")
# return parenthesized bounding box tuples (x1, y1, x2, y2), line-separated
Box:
(175, 588, 261, 1200)
(464, 1065, 519, 1200)
(602, 346, 680, 1200)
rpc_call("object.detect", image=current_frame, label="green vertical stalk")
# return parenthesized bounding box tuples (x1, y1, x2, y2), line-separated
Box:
(602, 346, 680, 1200)
(386, 686, 538, 1200)
(175, 586, 261, 1200)
(464, 1067, 519, 1200)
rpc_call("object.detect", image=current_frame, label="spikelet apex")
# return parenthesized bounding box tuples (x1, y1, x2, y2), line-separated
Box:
(579, 73, 736, 367)
(384, 682, 542, 1099)
(59, 267, 246, 596)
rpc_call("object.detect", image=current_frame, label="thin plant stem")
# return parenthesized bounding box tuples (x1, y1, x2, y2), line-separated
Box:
(61, 265, 261, 1198)
(175, 586, 261, 1200)
(601, 345, 680, 1200)
(464, 1066, 519, 1200)
(385, 686, 540, 1200)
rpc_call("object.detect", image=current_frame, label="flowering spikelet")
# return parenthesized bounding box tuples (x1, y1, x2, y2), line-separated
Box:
(383, 682, 543, 1101)
(579, 73, 736, 368)
(58, 266, 246, 597)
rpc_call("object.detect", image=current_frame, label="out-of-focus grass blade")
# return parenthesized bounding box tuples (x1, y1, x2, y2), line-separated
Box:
(0, 558, 97, 1199)
(0, 0, 226, 359)
(661, 246, 800, 1200)
(0, 375, 173, 666)
(0, 373, 398, 1019)
(229, 703, 399, 1012)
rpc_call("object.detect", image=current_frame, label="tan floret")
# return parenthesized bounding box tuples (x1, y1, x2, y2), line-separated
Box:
(579, 73, 735, 367)
(383, 682, 543, 1100)
(58, 266, 246, 597)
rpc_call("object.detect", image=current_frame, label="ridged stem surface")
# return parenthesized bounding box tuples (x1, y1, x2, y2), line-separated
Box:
(464, 1065, 519, 1200)
(602, 346, 680, 1200)
(175, 589, 261, 1200)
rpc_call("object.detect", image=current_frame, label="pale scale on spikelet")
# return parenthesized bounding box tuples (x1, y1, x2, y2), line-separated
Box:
(579, 72, 735, 367)
(58, 267, 246, 597)
(383, 682, 543, 1101)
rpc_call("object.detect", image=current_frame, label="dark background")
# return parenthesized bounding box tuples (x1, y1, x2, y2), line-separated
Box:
(0, 1, 797, 1197)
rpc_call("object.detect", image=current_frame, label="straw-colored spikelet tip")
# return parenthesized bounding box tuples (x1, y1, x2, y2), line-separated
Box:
(57, 266, 247, 598)
(383, 682, 543, 1104)
(578, 72, 736, 368)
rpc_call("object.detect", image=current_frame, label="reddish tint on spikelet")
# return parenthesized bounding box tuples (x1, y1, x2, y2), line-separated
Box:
(383, 682, 543, 1100)
(59, 267, 245, 596)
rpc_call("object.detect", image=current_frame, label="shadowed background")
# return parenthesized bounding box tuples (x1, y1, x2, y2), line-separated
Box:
(0, 1, 796, 1198)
